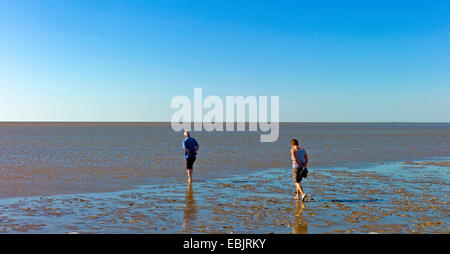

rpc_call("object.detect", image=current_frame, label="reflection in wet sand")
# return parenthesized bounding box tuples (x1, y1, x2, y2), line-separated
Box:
(183, 183, 198, 231)
(293, 201, 308, 234)
(0, 159, 447, 233)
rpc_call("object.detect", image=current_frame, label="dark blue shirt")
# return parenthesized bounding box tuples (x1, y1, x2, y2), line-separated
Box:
(183, 137, 199, 158)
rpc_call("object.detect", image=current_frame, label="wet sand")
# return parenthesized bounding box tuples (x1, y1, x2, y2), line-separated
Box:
(0, 122, 449, 199)
(0, 159, 448, 234)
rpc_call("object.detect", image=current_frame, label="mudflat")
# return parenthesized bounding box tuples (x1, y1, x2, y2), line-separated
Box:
(0, 159, 448, 233)
(0, 123, 448, 233)
(0, 122, 448, 198)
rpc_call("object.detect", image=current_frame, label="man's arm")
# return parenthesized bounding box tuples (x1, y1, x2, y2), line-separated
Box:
(291, 149, 301, 166)
(183, 141, 191, 154)
(194, 143, 200, 153)
(304, 152, 308, 167)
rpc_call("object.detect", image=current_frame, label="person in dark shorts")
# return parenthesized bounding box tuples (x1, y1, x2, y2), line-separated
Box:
(290, 139, 309, 201)
(183, 131, 200, 182)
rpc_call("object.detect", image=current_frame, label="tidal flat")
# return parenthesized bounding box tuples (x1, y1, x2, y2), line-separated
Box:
(0, 159, 448, 234)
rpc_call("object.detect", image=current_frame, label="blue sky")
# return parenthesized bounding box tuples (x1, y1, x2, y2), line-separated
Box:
(0, 0, 449, 122)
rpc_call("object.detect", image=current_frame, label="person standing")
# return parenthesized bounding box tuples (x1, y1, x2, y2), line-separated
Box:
(183, 131, 200, 182)
(291, 139, 308, 201)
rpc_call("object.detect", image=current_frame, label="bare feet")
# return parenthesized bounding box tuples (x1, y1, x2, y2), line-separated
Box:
(301, 194, 307, 201)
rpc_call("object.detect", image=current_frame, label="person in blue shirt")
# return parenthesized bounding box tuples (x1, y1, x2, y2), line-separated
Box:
(183, 131, 200, 182)
(291, 139, 309, 201)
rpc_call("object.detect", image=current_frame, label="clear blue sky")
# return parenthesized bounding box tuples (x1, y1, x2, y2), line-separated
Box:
(0, 0, 449, 122)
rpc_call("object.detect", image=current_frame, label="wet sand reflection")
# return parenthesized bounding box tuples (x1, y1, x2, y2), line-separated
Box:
(293, 200, 308, 234)
(183, 183, 198, 231)
(0, 159, 447, 233)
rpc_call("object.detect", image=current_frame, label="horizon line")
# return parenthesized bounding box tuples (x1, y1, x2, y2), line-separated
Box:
(0, 121, 449, 124)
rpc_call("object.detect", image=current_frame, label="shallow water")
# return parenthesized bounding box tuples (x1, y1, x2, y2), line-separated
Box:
(0, 122, 449, 198)
(0, 123, 448, 233)
(0, 159, 448, 234)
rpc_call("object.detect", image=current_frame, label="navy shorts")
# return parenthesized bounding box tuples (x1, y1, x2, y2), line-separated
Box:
(186, 156, 196, 169)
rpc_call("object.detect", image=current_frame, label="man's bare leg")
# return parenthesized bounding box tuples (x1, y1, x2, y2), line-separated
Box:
(294, 183, 301, 199)
(299, 183, 307, 201)
(187, 169, 193, 182)
(295, 183, 306, 200)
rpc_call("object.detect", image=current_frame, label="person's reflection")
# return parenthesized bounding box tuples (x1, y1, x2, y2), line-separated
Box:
(183, 182, 198, 231)
(292, 200, 308, 234)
